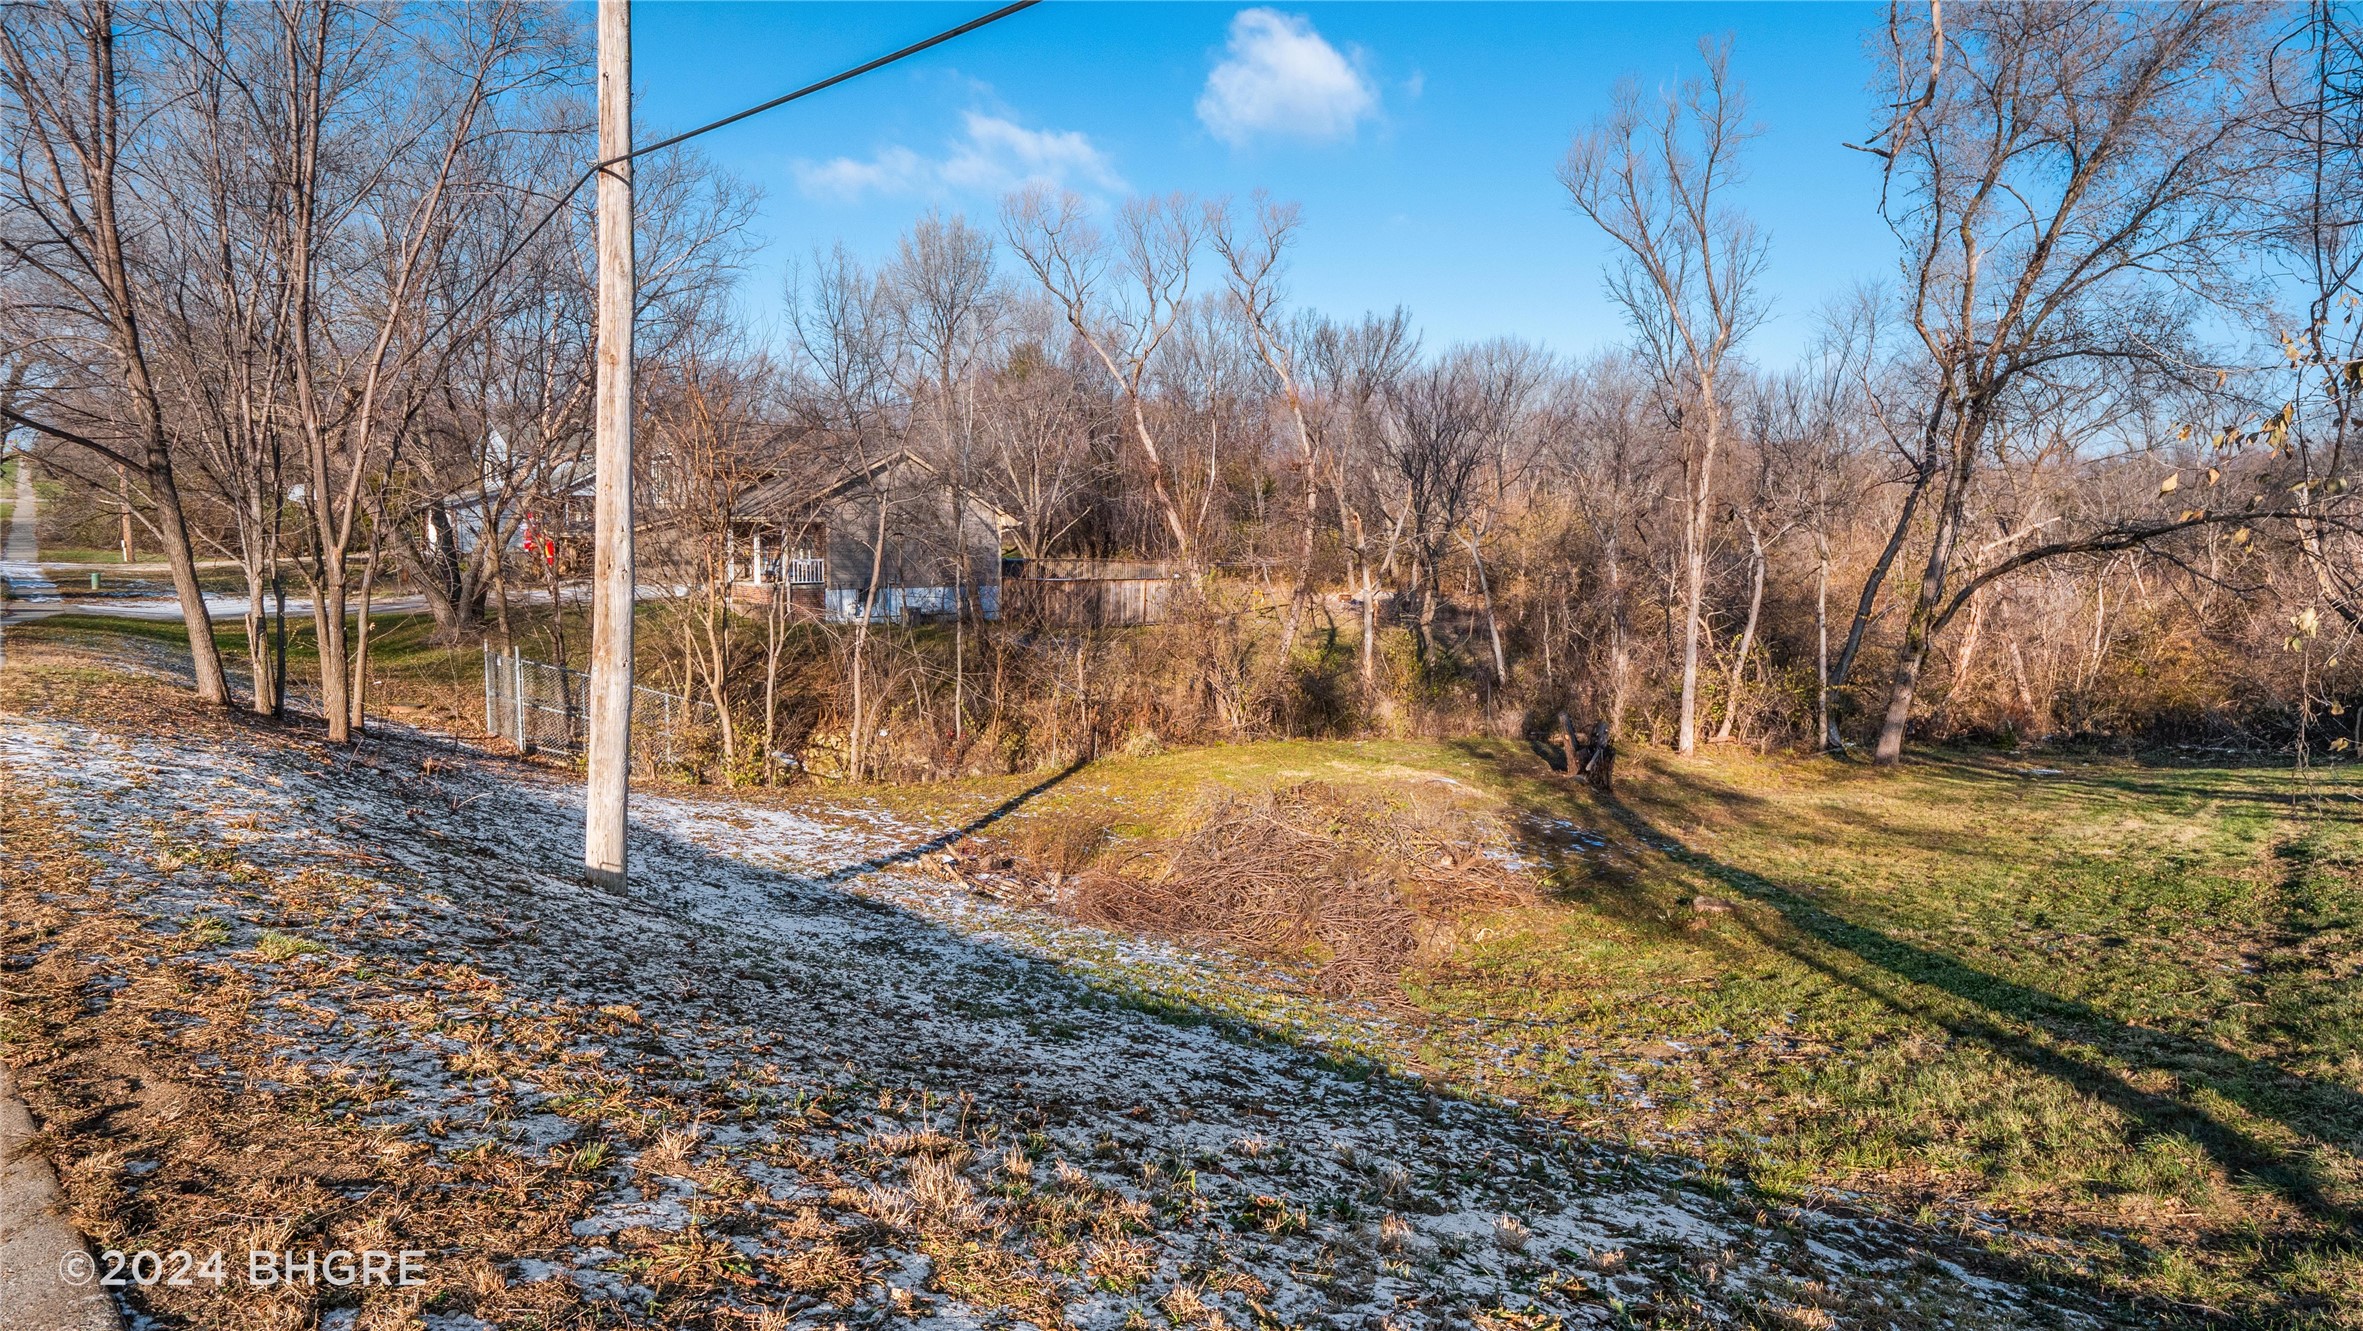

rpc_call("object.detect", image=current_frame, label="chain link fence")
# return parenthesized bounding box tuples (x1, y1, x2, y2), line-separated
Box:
(482, 645, 716, 773)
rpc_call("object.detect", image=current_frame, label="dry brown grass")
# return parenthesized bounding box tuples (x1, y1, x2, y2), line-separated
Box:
(1058, 782, 1529, 996)
(0, 665, 979, 1326)
(0, 768, 608, 1328)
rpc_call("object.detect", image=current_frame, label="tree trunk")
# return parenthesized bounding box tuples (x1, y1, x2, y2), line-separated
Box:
(243, 510, 276, 717)
(1604, 523, 1632, 738)
(312, 550, 352, 743)
(1676, 515, 1706, 754)
(115, 465, 134, 561)
(270, 567, 288, 717)
(1278, 475, 1317, 665)
(1873, 415, 1982, 765)
(1714, 512, 1766, 743)
(1674, 402, 1722, 757)
(762, 581, 784, 783)
(1463, 531, 1508, 685)
(1815, 534, 1833, 752)
(1943, 590, 1995, 737)
(347, 514, 387, 734)
(847, 494, 892, 781)
(81, 13, 231, 707)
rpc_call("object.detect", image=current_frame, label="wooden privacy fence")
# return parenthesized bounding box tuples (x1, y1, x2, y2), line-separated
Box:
(1003, 558, 1180, 628)
(482, 644, 715, 772)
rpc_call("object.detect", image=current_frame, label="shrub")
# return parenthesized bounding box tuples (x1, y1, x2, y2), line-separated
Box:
(1061, 782, 1527, 996)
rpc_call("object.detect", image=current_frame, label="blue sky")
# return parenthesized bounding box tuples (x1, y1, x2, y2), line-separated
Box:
(631, 2, 1897, 365)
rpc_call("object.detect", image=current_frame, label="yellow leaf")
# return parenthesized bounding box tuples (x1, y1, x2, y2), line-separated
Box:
(2336, 737, 2353, 752)
(2159, 473, 2180, 493)
(2207, 467, 2221, 485)
(2331, 701, 2346, 717)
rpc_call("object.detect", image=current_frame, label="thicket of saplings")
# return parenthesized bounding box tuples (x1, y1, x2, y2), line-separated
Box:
(616, 530, 2342, 790)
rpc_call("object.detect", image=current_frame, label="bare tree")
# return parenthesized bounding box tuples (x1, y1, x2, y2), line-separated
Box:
(1456, 339, 1547, 692)
(1382, 349, 1510, 668)
(788, 245, 901, 781)
(1756, 317, 1875, 750)
(975, 300, 1108, 563)
(1004, 188, 1204, 565)
(1548, 354, 1664, 736)
(146, 0, 297, 714)
(2267, 2, 2363, 633)
(887, 211, 997, 736)
(1856, 0, 2277, 763)
(646, 348, 773, 775)
(1562, 36, 1769, 756)
(1212, 193, 1334, 660)
(1305, 309, 1417, 695)
(0, 0, 232, 704)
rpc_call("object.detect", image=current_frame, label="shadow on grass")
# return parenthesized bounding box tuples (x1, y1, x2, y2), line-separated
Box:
(1548, 764, 2361, 1307)
(1432, 735, 2363, 1319)
(817, 757, 1089, 885)
(1906, 749, 2363, 824)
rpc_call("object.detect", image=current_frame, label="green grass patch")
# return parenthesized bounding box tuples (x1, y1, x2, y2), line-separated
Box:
(877, 736, 2363, 1323)
(254, 930, 327, 962)
(38, 545, 133, 564)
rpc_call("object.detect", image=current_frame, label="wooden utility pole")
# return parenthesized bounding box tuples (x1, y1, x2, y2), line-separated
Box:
(585, 0, 634, 888)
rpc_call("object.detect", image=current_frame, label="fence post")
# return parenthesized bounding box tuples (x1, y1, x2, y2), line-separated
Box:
(483, 643, 495, 738)
(512, 646, 526, 751)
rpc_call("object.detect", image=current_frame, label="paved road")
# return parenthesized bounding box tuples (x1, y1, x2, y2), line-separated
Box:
(0, 462, 62, 654)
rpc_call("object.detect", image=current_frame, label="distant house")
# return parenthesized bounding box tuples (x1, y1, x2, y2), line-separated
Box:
(729, 450, 1012, 623)
(422, 457, 596, 565)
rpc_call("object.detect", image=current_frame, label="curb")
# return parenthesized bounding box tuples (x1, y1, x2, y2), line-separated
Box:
(0, 1063, 121, 1331)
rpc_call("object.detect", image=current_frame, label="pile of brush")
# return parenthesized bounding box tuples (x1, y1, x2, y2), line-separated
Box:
(1058, 782, 1529, 997)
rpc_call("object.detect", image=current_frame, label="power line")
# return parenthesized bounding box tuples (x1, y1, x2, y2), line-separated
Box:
(610, 0, 1039, 171)
(425, 0, 1040, 349)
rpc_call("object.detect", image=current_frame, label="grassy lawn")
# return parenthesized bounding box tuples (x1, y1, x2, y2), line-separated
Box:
(38, 544, 135, 564)
(13, 611, 493, 734)
(863, 737, 2363, 1324)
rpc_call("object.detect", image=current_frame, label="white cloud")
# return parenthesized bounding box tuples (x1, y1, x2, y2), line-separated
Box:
(795, 112, 1123, 202)
(1197, 8, 1377, 147)
(795, 146, 931, 199)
